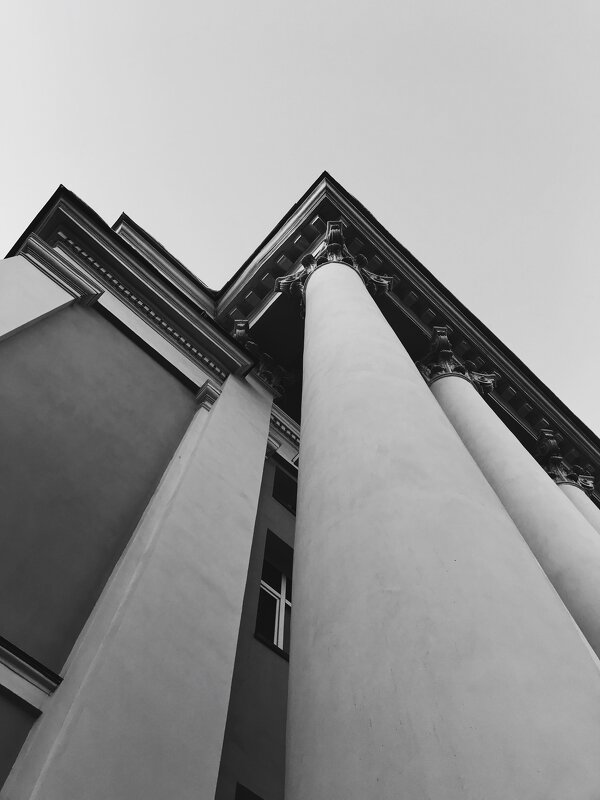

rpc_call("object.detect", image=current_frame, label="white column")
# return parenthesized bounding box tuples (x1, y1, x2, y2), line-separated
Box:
(0, 255, 73, 341)
(4, 375, 272, 800)
(430, 369, 600, 658)
(559, 482, 600, 537)
(283, 245, 600, 800)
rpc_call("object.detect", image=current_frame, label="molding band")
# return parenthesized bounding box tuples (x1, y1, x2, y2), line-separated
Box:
(20, 234, 104, 306)
(0, 637, 61, 711)
(195, 380, 221, 411)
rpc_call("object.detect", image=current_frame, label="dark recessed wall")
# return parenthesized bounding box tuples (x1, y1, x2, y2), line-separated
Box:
(0, 687, 39, 791)
(0, 304, 196, 672)
(216, 459, 296, 800)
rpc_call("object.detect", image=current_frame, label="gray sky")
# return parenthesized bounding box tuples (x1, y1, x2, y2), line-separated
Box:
(2, 1, 599, 435)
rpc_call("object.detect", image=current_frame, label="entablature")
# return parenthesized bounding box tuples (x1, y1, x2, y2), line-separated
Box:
(219, 174, 600, 506)
(8, 176, 600, 509)
(11, 190, 253, 386)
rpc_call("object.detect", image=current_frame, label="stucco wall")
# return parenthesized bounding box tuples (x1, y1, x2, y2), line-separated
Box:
(0, 304, 196, 671)
(0, 690, 37, 790)
(0, 255, 72, 341)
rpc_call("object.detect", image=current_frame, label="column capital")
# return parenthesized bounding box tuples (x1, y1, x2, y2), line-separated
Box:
(233, 320, 295, 398)
(417, 326, 497, 395)
(535, 428, 595, 494)
(275, 221, 393, 307)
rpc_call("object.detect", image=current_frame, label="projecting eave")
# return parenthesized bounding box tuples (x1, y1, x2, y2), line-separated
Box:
(7, 177, 600, 497)
(8, 186, 253, 382)
(221, 173, 600, 497)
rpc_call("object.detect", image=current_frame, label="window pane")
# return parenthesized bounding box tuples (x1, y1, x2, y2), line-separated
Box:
(256, 587, 278, 644)
(261, 560, 281, 592)
(283, 605, 291, 654)
(286, 574, 292, 602)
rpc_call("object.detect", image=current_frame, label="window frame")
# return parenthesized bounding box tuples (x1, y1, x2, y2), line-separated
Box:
(259, 570, 291, 653)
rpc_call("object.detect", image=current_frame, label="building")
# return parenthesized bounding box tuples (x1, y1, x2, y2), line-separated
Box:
(1, 173, 600, 799)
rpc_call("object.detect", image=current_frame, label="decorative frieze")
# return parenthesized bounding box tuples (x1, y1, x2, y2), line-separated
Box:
(270, 406, 300, 448)
(53, 231, 229, 380)
(20, 234, 104, 306)
(417, 326, 497, 395)
(275, 221, 393, 306)
(535, 429, 595, 493)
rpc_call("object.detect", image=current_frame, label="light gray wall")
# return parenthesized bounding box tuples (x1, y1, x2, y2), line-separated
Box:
(0, 690, 38, 791)
(4, 375, 273, 800)
(287, 263, 600, 800)
(0, 304, 196, 671)
(0, 255, 72, 341)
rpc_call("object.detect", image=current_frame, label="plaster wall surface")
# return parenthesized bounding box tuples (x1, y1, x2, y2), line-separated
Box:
(4, 375, 272, 800)
(287, 262, 600, 800)
(0, 691, 37, 791)
(0, 304, 196, 671)
(0, 256, 72, 341)
(98, 290, 213, 389)
(432, 375, 600, 658)
(216, 460, 295, 800)
(560, 482, 600, 537)
(1, 405, 212, 800)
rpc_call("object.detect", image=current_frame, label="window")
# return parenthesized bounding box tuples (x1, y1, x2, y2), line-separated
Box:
(255, 531, 293, 657)
(272, 466, 297, 515)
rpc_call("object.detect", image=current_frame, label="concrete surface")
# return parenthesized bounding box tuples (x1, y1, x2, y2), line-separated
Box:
(3, 375, 272, 800)
(560, 482, 600, 537)
(432, 374, 600, 660)
(0, 256, 71, 341)
(286, 262, 600, 800)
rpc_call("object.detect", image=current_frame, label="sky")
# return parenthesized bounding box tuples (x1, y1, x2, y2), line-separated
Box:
(1, 1, 599, 435)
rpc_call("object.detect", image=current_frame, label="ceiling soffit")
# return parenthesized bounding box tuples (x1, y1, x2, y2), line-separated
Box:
(217, 176, 600, 498)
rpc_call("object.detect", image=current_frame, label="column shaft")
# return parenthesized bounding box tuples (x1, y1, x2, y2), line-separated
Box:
(431, 375, 600, 657)
(286, 263, 600, 800)
(559, 482, 600, 537)
(5, 375, 272, 800)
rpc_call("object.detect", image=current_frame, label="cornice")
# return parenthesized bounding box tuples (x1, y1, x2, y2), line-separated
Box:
(53, 230, 233, 381)
(254, 176, 600, 504)
(9, 178, 600, 510)
(0, 636, 61, 710)
(217, 177, 330, 317)
(196, 380, 221, 411)
(270, 405, 300, 450)
(113, 218, 215, 316)
(19, 234, 104, 306)
(16, 197, 254, 381)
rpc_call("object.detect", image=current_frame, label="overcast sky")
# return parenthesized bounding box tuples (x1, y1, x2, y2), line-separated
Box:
(2, 1, 599, 435)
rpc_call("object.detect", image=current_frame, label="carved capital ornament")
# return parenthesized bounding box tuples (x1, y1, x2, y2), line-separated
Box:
(535, 429, 595, 494)
(233, 319, 294, 398)
(275, 221, 393, 306)
(417, 326, 498, 396)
